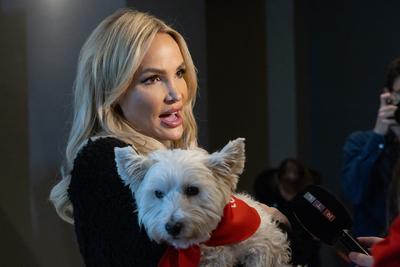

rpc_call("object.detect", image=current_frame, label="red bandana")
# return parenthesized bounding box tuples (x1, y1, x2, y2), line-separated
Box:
(372, 217, 400, 267)
(158, 196, 261, 267)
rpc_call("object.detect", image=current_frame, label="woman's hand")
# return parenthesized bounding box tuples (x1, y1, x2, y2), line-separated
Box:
(348, 236, 384, 267)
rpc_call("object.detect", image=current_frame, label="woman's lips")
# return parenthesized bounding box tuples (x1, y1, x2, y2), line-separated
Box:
(159, 111, 183, 128)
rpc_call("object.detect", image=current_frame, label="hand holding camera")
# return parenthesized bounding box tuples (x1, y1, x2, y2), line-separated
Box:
(373, 89, 400, 135)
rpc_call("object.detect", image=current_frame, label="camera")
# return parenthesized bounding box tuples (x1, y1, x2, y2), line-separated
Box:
(386, 98, 400, 124)
(395, 103, 400, 124)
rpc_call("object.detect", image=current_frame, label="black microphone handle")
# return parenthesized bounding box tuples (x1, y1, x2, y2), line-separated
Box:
(339, 230, 370, 255)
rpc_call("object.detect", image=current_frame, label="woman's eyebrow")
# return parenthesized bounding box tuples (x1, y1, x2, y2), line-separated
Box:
(176, 62, 186, 70)
(140, 67, 165, 75)
(141, 62, 185, 75)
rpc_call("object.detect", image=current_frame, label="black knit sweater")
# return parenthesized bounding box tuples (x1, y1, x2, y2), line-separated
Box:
(68, 137, 165, 267)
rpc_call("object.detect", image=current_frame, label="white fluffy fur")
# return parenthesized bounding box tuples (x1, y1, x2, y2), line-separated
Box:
(114, 138, 291, 267)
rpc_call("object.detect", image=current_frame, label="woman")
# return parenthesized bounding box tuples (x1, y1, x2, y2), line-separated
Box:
(50, 8, 285, 266)
(50, 9, 198, 266)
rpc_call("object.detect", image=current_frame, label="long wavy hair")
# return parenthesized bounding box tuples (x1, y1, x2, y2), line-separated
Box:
(50, 9, 198, 224)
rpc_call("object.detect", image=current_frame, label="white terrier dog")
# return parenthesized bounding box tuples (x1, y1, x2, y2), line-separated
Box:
(114, 138, 291, 267)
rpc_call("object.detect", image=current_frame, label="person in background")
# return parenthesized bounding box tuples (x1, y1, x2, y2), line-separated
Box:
(341, 58, 400, 237)
(254, 158, 322, 267)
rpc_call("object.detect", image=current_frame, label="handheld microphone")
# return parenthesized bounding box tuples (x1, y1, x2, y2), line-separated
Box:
(291, 185, 370, 255)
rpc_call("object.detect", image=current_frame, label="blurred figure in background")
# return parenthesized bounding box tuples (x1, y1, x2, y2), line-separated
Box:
(254, 158, 322, 267)
(341, 58, 400, 237)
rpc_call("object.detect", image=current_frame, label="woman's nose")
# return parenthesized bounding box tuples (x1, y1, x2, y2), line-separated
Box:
(165, 84, 182, 104)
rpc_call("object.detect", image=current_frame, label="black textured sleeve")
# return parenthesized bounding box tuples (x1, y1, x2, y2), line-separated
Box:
(68, 137, 165, 267)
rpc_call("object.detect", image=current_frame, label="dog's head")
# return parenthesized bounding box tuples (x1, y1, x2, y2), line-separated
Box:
(114, 138, 245, 248)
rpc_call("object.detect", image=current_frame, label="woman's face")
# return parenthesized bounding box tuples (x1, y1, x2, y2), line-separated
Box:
(119, 33, 188, 142)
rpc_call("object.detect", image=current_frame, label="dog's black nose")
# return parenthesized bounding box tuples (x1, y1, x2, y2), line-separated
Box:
(165, 222, 183, 236)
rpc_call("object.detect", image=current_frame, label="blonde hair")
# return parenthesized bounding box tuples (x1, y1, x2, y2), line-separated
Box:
(50, 9, 198, 224)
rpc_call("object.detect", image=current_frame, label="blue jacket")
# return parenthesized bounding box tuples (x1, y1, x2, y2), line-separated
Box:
(341, 130, 399, 237)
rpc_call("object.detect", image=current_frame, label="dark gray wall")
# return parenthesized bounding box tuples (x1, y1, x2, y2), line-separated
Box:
(205, 0, 269, 192)
(266, 0, 298, 167)
(0, 5, 36, 266)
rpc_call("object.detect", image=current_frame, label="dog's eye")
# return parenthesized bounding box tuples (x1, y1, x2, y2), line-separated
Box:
(185, 186, 199, 196)
(154, 190, 164, 199)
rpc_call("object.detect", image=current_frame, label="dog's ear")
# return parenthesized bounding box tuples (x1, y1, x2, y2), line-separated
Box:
(206, 138, 245, 190)
(114, 146, 152, 191)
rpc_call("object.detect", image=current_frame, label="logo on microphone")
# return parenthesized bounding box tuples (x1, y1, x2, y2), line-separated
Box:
(303, 192, 336, 222)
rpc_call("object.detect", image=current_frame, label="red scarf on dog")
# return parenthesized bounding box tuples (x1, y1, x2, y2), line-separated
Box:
(158, 196, 261, 267)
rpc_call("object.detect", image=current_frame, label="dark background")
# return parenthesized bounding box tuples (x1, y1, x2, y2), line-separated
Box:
(1, 0, 399, 266)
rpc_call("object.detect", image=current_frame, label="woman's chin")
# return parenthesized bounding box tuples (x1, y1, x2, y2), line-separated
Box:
(158, 127, 184, 142)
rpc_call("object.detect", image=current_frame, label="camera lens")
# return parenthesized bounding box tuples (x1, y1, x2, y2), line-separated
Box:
(395, 103, 400, 124)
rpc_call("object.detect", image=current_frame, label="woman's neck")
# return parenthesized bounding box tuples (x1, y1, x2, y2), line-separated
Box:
(162, 140, 172, 148)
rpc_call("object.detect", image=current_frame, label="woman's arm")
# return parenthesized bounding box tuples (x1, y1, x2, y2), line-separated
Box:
(68, 137, 165, 267)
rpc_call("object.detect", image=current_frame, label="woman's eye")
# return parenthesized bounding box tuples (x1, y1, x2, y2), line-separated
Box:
(176, 68, 186, 78)
(154, 190, 164, 199)
(185, 186, 199, 196)
(142, 75, 161, 85)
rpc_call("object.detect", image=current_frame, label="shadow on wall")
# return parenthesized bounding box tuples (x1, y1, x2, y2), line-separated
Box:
(0, 6, 35, 265)
(0, 6, 83, 266)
